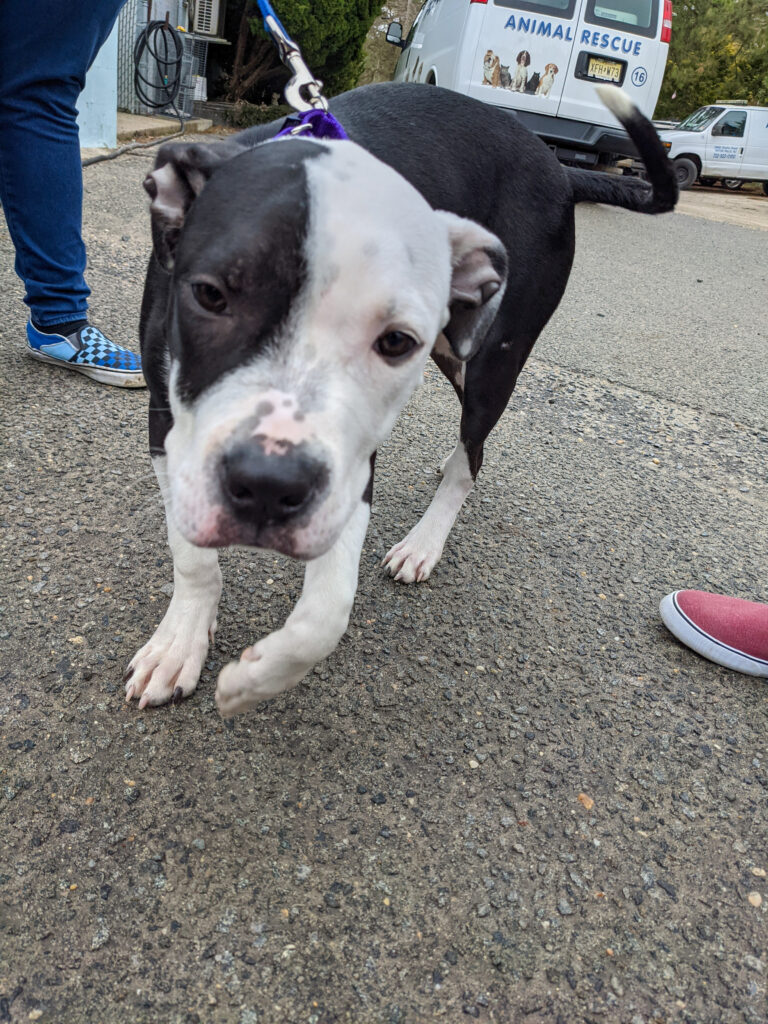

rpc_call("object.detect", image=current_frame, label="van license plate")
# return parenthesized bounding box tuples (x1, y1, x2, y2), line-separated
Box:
(587, 58, 622, 82)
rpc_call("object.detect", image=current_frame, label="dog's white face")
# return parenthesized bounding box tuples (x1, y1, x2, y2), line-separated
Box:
(147, 138, 506, 560)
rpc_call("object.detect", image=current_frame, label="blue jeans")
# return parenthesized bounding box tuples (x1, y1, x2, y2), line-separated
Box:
(0, 0, 126, 327)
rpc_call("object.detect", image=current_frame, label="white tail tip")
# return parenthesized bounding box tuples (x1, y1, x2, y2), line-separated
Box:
(596, 84, 635, 122)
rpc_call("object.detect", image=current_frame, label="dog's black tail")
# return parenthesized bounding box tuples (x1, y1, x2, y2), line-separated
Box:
(567, 86, 677, 214)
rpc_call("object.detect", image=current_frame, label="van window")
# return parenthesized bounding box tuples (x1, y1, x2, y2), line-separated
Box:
(712, 111, 747, 138)
(403, 10, 423, 49)
(494, 0, 577, 17)
(677, 106, 725, 132)
(585, 0, 659, 37)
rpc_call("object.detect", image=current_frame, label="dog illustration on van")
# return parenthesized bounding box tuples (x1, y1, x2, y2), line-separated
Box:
(536, 63, 559, 97)
(483, 50, 513, 89)
(482, 49, 558, 99)
(483, 49, 501, 87)
(512, 50, 531, 91)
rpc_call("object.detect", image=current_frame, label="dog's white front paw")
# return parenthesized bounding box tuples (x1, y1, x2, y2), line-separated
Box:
(125, 598, 217, 708)
(215, 638, 308, 717)
(382, 525, 445, 584)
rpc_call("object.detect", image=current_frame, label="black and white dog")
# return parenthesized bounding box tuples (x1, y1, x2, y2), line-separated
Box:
(126, 83, 676, 715)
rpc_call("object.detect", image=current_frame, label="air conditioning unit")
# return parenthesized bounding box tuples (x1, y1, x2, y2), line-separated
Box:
(192, 0, 223, 36)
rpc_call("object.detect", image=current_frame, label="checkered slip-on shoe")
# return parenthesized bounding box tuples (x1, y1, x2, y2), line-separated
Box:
(26, 321, 145, 388)
(660, 590, 768, 677)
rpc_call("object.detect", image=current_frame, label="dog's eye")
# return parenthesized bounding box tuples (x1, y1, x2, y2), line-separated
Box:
(374, 331, 418, 362)
(192, 282, 227, 314)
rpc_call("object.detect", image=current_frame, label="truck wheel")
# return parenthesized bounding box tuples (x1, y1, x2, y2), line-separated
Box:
(723, 179, 743, 191)
(672, 158, 698, 190)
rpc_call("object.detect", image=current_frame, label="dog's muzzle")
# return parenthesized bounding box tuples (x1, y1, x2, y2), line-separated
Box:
(218, 440, 327, 532)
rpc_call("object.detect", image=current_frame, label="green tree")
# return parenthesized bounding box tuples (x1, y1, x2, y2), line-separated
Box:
(657, 0, 768, 119)
(225, 0, 381, 103)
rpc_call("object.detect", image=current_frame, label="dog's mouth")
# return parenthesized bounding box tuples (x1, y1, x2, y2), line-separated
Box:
(188, 508, 332, 560)
(188, 507, 333, 560)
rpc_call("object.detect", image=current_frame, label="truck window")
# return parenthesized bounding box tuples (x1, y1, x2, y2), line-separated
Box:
(713, 111, 747, 138)
(585, 0, 659, 37)
(677, 106, 725, 132)
(494, 0, 577, 16)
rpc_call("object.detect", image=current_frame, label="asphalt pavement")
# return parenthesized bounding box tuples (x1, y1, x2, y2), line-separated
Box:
(1, 142, 766, 1024)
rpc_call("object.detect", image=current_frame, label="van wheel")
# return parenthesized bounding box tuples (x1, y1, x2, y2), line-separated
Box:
(426, 74, 436, 86)
(723, 179, 743, 191)
(672, 158, 698, 190)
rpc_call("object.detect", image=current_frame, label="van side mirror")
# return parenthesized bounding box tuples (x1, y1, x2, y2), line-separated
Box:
(711, 123, 722, 136)
(386, 22, 405, 47)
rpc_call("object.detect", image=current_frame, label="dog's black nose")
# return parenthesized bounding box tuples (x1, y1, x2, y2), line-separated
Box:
(219, 443, 324, 527)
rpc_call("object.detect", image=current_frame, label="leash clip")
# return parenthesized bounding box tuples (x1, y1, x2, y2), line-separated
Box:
(264, 14, 328, 113)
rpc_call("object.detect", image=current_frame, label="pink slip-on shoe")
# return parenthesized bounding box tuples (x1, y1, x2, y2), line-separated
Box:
(660, 590, 768, 677)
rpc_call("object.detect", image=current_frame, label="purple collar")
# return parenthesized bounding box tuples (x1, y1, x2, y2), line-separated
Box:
(274, 108, 348, 141)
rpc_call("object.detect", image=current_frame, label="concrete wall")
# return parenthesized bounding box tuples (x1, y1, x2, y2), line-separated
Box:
(77, 21, 119, 148)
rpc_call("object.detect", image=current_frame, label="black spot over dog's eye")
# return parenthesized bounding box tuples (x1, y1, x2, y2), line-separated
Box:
(374, 331, 418, 362)
(192, 282, 228, 314)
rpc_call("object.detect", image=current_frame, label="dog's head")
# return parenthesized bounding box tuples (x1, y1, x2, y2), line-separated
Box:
(144, 137, 507, 559)
(516, 51, 531, 67)
(544, 63, 559, 75)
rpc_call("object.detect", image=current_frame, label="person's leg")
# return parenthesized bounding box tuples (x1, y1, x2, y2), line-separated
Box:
(0, 0, 125, 328)
(660, 591, 768, 677)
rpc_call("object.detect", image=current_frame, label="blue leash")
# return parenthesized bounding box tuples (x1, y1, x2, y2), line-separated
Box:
(255, 0, 348, 139)
(255, 0, 328, 113)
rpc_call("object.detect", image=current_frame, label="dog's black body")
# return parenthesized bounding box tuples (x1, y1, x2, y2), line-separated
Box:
(142, 82, 676, 477)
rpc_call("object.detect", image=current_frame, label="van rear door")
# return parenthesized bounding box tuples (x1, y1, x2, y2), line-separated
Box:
(557, 0, 668, 126)
(466, 0, 580, 113)
(740, 110, 768, 181)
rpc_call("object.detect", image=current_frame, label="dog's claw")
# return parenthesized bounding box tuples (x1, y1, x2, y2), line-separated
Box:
(171, 686, 184, 705)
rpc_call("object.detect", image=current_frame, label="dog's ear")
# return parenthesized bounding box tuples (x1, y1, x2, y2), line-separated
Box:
(144, 140, 243, 270)
(437, 212, 508, 362)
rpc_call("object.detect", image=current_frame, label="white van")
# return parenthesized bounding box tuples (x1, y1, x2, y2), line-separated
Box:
(386, 0, 672, 165)
(657, 105, 768, 194)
